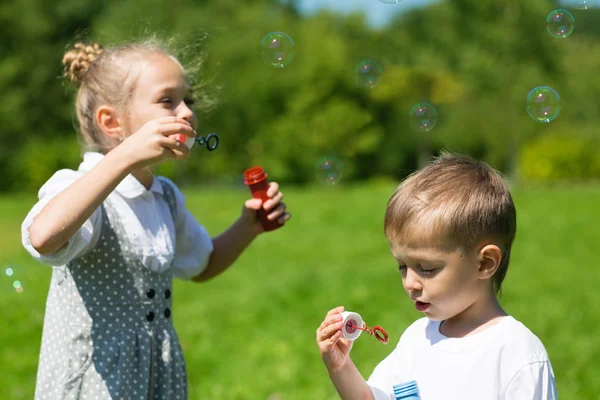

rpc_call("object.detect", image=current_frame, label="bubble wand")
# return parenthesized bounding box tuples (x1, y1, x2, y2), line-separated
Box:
(170, 133, 219, 151)
(340, 311, 389, 344)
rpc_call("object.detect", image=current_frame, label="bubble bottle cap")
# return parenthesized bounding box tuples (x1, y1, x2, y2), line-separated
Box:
(393, 380, 421, 400)
(243, 166, 281, 232)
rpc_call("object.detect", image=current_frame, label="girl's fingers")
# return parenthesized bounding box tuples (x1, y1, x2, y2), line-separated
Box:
(267, 203, 286, 221)
(263, 192, 284, 211)
(161, 137, 191, 157)
(157, 116, 192, 127)
(267, 182, 280, 197)
(277, 212, 291, 225)
(157, 123, 196, 137)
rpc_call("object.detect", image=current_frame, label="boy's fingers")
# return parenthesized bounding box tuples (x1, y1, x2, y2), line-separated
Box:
(326, 306, 345, 317)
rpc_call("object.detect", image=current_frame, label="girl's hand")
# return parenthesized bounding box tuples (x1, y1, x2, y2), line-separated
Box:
(242, 181, 291, 235)
(117, 116, 197, 170)
(317, 306, 354, 372)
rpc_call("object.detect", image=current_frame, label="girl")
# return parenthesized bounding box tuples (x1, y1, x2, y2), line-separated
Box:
(21, 41, 290, 399)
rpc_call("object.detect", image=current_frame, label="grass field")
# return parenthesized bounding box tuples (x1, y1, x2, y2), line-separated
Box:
(1, 181, 599, 399)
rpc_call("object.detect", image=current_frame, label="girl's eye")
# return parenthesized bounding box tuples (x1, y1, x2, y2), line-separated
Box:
(184, 98, 195, 106)
(160, 98, 172, 104)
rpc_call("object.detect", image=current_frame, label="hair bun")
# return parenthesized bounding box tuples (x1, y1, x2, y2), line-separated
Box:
(62, 43, 104, 86)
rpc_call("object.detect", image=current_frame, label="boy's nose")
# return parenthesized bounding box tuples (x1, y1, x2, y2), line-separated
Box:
(403, 269, 423, 292)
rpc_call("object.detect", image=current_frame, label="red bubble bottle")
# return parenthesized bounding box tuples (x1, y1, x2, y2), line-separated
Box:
(244, 166, 282, 232)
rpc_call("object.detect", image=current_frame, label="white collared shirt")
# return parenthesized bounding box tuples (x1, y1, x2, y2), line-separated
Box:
(21, 152, 214, 280)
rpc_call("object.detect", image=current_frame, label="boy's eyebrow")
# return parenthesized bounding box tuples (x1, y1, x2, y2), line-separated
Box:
(390, 250, 447, 264)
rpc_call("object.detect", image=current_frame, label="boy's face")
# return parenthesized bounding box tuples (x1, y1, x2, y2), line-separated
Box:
(389, 227, 488, 322)
(126, 53, 198, 135)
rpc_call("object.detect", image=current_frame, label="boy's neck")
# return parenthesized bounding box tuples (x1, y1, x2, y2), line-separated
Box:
(439, 293, 507, 339)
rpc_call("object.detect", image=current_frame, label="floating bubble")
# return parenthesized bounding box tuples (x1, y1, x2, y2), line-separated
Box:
(546, 9, 575, 38)
(568, 0, 597, 10)
(526, 86, 561, 123)
(316, 157, 344, 185)
(260, 32, 295, 68)
(379, 0, 402, 3)
(4, 265, 24, 293)
(409, 103, 438, 132)
(354, 60, 382, 89)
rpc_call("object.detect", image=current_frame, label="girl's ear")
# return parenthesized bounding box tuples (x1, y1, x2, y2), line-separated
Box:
(96, 105, 123, 140)
(477, 244, 502, 280)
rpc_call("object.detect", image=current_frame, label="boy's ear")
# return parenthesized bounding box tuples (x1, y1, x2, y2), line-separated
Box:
(96, 105, 123, 140)
(477, 244, 502, 280)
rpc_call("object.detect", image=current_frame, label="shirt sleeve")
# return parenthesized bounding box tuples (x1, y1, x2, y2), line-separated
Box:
(505, 361, 558, 400)
(162, 178, 214, 280)
(21, 169, 102, 266)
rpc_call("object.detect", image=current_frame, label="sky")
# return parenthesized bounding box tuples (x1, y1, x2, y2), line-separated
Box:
(296, 0, 438, 27)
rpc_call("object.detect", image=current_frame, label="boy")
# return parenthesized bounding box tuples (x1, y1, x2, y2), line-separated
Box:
(316, 152, 557, 399)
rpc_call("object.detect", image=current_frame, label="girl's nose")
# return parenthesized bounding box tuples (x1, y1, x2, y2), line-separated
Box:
(178, 103, 197, 128)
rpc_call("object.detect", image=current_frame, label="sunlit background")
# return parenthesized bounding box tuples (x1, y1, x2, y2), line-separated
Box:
(0, 0, 598, 398)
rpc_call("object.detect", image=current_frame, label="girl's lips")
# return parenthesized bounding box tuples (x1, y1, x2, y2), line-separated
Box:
(415, 301, 430, 312)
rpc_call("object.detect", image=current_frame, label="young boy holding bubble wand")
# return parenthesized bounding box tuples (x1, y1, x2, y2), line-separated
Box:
(21, 40, 290, 399)
(316, 152, 557, 400)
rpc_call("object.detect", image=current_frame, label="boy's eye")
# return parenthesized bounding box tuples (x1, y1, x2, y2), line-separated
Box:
(419, 266, 438, 276)
(397, 264, 407, 273)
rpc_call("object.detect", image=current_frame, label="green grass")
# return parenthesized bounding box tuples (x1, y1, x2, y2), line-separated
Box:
(1, 182, 599, 399)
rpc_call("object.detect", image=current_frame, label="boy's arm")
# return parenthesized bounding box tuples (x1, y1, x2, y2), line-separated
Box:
(504, 361, 557, 400)
(328, 359, 375, 400)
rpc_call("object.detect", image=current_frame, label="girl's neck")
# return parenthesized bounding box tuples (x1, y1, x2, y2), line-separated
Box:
(130, 167, 155, 190)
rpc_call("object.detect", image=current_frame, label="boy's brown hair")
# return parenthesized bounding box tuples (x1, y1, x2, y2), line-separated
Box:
(384, 151, 517, 294)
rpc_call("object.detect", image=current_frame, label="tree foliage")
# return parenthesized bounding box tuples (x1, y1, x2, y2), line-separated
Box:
(1, 0, 599, 192)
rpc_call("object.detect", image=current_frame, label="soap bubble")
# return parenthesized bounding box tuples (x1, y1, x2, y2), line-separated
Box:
(574, 1, 591, 9)
(379, 0, 401, 3)
(354, 60, 382, 89)
(526, 86, 561, 123)
(316, 157, 344, 185)
(260, 32, 295, 68)
(4, 266, 24, 294)
(546, 9, 575, 38)
(409, 103, 438, 132)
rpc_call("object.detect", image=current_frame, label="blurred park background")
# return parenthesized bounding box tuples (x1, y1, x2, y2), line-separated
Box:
(1, 0, 599, 398)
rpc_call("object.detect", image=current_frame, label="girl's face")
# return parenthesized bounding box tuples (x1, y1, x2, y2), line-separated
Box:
(125, 53, 198, 136)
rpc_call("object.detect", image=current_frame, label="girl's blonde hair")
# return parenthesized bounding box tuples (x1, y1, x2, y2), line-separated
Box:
(384, 151, 517, 295)
(62, 38, 213, 153)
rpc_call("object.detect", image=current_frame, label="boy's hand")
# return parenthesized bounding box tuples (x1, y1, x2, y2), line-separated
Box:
(317, 306, 354, 372)
(242, 181, 291, 235)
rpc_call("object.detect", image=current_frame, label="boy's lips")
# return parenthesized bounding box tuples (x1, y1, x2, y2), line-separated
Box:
(415, 301, 430, 312)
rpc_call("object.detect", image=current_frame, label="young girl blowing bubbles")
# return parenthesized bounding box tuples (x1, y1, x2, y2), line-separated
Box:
(21, 41, 290, 399)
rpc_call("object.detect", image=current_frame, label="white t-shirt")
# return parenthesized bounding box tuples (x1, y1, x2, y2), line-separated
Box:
(367, 316, 557, 400)
(21, 152, 214, 280)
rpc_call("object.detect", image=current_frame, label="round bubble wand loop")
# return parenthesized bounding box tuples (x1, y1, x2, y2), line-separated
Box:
(195, 133, 219, 151)
(350, 322, 389, 344)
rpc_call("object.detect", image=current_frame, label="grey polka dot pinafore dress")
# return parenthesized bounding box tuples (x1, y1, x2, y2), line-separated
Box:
(35, 182, 188, 400)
